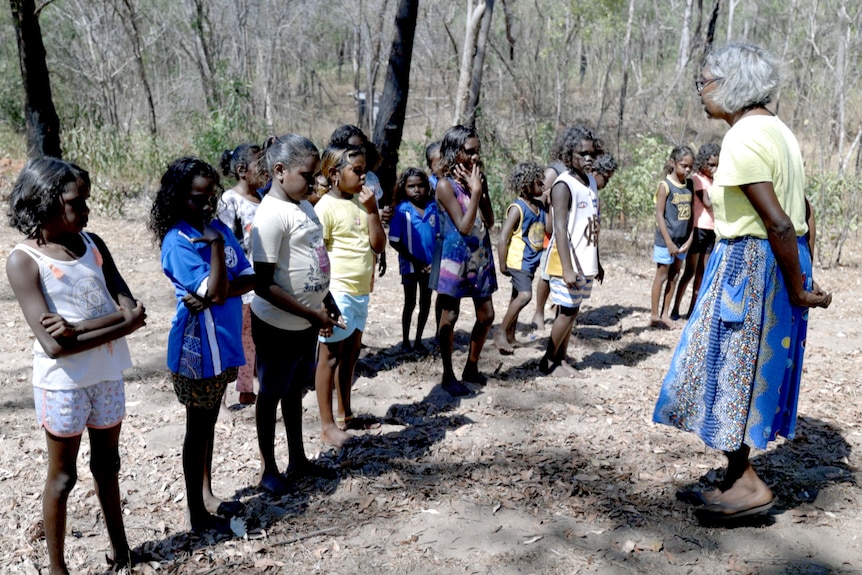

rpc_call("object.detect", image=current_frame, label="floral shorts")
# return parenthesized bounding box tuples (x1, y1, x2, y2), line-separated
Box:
(171, 368, 237, 410)
(34, 380, 125, 437)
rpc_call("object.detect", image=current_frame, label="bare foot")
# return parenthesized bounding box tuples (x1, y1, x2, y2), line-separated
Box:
(493, 330, 514, 355)
(399, 341, 414, 353)
(649, 317, 671, 330)
(441, 375, 471, 396)
(321, 424, 353, 448)
(661, 316, 680, 329)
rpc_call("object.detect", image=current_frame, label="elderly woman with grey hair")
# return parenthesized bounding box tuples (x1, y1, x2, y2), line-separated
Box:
(652, 43, 832, 521)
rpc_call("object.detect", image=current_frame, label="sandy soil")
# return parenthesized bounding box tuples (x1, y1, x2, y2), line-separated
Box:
(0, 200, 860, 574)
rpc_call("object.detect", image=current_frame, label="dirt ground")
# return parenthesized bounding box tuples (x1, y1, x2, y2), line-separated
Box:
(0, 196, 860, 574)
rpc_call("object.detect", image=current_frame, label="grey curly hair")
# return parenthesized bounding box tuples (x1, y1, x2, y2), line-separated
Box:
(703, 43, 781, 114)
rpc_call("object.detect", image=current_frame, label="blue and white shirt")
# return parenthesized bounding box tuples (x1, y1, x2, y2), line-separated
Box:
(389, 200, 438, 276)
(161, 219, 253, 379)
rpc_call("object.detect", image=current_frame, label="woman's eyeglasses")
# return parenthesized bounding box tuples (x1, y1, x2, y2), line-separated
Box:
(695, 77, 722, 94)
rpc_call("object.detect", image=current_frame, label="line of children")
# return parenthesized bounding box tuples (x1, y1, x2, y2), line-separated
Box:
(650, 145, 695, 329)
(218, 143, 269, 405)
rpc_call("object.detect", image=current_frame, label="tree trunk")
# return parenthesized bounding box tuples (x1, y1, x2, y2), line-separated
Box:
(675, 0, 693, 77)
(453, 0, 486, 124)
(372, 0, 419, 209)
(10, 0, 62, 158)
(464, 0, 494, 127)
(117, 0, 157, 137)
(617, 0, 635, 147)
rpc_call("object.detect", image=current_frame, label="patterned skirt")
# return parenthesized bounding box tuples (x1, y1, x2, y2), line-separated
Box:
(653, 236, 812, 451)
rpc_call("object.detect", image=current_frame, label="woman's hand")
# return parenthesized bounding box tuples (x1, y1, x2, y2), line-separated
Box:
(121, 300, 148, 329)
(792, 284, 832, 309)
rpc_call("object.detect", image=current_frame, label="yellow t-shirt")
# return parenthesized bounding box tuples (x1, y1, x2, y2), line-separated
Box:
(314, 193, 373, 295)
(712, 115, 808, 240)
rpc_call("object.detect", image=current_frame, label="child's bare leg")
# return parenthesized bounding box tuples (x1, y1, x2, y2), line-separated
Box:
(661, 260, 683, 326)
(184, 405, 229, 532)
(88, 424, 131, 567)
(401, 282, 417, 351)
(315, 342, 351, 447)
(540, 305, 577, 374)
(414, 282, 432, 350)
(463, 296, 494, 382)
(335, 330, 363, 421)
(256, 393, 290, 494)
(688, 252, 709, 317)
(437, 295, 469, 395)
(43, 431, 82, 575)
(650, 263, 670, 327)
(531, 278, 550, 329)
(671, 254, 697, 319)
(495, 289, 529, 354)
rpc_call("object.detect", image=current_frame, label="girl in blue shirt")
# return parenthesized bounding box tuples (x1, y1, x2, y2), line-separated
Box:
(389, 168, 438, 353)
(149, 157, 255, 534)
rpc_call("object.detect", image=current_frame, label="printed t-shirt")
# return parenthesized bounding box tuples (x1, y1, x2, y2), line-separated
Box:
(251, 195, 330, 330)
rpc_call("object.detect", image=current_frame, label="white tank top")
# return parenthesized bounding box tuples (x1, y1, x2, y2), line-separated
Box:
(13, 233, 132, 390)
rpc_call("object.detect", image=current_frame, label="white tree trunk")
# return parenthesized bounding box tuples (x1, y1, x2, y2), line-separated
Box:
(453, 0, 486, 124)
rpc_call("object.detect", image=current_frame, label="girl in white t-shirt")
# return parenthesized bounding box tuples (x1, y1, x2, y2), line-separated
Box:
(250, 134, 343, 495)
(6, 158, 147, 572)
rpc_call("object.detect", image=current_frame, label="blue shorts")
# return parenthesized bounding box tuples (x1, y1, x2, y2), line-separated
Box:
(252, 313, 317, 398)
(653, 245, 687, 265)
(34, 380, 125, 437)
(319, 291, 369, 343)
(549, 276, 593, 310)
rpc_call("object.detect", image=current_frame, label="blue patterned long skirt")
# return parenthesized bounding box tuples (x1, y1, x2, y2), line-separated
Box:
(653, 236, 812, 451)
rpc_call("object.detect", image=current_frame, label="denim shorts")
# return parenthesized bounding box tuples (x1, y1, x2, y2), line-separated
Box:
(653, 244, 688, 265)
(34, 380, 125, 437)
(319, 291, 369, 343)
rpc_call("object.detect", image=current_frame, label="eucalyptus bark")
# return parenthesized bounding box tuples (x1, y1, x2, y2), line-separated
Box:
(10, 0, 62, 158)
(372, 0, 419, 208)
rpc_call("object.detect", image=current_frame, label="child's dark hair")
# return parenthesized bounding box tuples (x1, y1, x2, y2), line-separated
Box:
(219, 143, 262, 179)
(148, 157, 221, 246)
(438, 124, 479, 176)
(663, 145, 695, 175)
(424, 141, 441, 171)
(561, 126, 598, 171)
(395, 167, 430, 204)
(319, 145, 366, 191)
(593, 153, 618, 177)
(694, 143, 721, 173)
(329, 124, 380, 170)
(8, 157, 90, 240)
(507, 162, 544, 198)
(261, 133, 319, 174)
